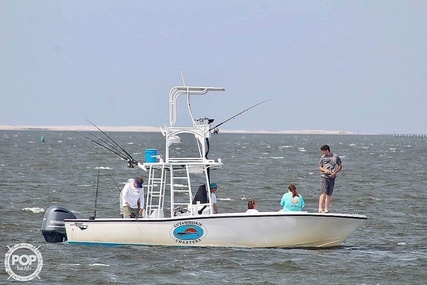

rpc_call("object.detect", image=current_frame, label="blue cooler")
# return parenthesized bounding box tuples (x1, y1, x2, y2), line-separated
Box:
(145, 149, 158, 163)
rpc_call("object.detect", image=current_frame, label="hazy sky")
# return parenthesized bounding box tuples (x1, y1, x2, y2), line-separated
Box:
(1, 0, 426, 134)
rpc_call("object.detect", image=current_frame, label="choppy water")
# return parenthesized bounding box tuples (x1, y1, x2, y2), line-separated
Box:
(1, 130, 426, 284)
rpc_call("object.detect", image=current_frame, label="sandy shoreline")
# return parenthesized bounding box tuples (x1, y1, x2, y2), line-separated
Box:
(0, 125, 355, 134)
(0, 125, 161, 132)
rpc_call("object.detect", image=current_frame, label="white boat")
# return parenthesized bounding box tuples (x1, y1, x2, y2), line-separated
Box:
(42, 85, 367, 248)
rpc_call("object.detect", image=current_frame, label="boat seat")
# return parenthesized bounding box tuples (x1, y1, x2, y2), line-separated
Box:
(191, 184, 210, 214)
(188, 203, 210, 215)
(192, 184, 208, 204)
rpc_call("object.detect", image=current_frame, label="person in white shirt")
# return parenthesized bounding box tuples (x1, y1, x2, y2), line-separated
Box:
(210, 183, 219, 214)
(246, 199, 259, 213)
(121, 177, 145, 218)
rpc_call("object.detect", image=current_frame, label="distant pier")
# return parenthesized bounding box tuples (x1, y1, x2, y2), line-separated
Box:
(393, 134, 427, 138)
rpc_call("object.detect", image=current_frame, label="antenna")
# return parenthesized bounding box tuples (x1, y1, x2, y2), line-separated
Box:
(180, 69, 186, 86)
(179, 70, 197, 125)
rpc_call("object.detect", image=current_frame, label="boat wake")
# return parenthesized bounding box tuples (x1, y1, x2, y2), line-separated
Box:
(23, 207, 45, 214)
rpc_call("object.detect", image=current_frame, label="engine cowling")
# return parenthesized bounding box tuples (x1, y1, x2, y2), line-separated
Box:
(41, 206, 76, 243)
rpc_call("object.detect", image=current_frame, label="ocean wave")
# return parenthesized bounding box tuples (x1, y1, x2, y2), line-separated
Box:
(22, 207, 45, 213)
(95, 166, 112, 170)
(90, 263, 110, 267)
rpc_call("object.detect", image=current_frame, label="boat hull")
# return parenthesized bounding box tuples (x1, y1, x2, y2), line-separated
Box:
(64, 212, 366, 248)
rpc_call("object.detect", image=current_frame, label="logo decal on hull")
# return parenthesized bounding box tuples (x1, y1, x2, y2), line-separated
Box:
(172, 221, 205, 244)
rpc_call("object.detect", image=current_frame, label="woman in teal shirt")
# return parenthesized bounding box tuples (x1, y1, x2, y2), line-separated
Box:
(280, 184, 305, 211)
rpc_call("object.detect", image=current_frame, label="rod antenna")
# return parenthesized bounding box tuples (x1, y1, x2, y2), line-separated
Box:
(180, 69, 186, 86)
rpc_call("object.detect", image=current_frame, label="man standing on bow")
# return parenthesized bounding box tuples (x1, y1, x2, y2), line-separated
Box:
(318, 145, 342, 213)
(121, 177, 145, 218)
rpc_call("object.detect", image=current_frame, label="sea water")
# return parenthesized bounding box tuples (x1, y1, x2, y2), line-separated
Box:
(0, 130, 426, 284)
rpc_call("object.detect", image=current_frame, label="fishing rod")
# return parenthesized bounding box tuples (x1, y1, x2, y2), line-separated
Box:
(88, 170, 123, 220)
(89, 155, 102, 220)
(202, 99, 270, 185)
(107, 174, 122, 192)
(107, 173, 125, 218)
(85, 131, 134, 163)
(85, 120, 139, 168)
(86, 120, 137, 162)
(76, 131, 131, 162)
(207, 99, 271, 133)
(84, 130, 129, 157)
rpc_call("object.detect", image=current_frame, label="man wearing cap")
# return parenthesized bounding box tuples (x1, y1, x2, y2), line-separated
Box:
(121, 177, 145, 218)
(210, 182, 219, 214)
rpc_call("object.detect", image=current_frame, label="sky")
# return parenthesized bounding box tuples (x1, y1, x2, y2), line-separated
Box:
(1, 0, 426, 134)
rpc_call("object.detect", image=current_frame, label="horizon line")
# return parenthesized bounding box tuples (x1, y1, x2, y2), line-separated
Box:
(0, 124, 390, 135)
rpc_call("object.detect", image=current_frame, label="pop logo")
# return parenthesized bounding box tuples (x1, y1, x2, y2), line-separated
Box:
(5, 243, 43, 281)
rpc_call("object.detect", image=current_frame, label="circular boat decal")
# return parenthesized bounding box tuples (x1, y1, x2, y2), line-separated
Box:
(172, 221, 205, 244)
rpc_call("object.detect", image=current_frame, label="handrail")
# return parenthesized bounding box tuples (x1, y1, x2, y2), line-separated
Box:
(169, 86, 225, 126)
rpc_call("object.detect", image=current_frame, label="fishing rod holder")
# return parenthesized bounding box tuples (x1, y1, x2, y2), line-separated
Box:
(195, 117, 215, 125)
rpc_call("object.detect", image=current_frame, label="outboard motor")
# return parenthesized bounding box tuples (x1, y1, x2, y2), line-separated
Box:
(41, 206, 76, 243)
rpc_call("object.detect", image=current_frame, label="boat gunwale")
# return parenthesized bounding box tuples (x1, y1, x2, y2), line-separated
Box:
(65, 212, 367, 223)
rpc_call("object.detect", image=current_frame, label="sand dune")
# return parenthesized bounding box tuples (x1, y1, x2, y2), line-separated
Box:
(0, 125, 160, 132)
(0, 125, 353, 134)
